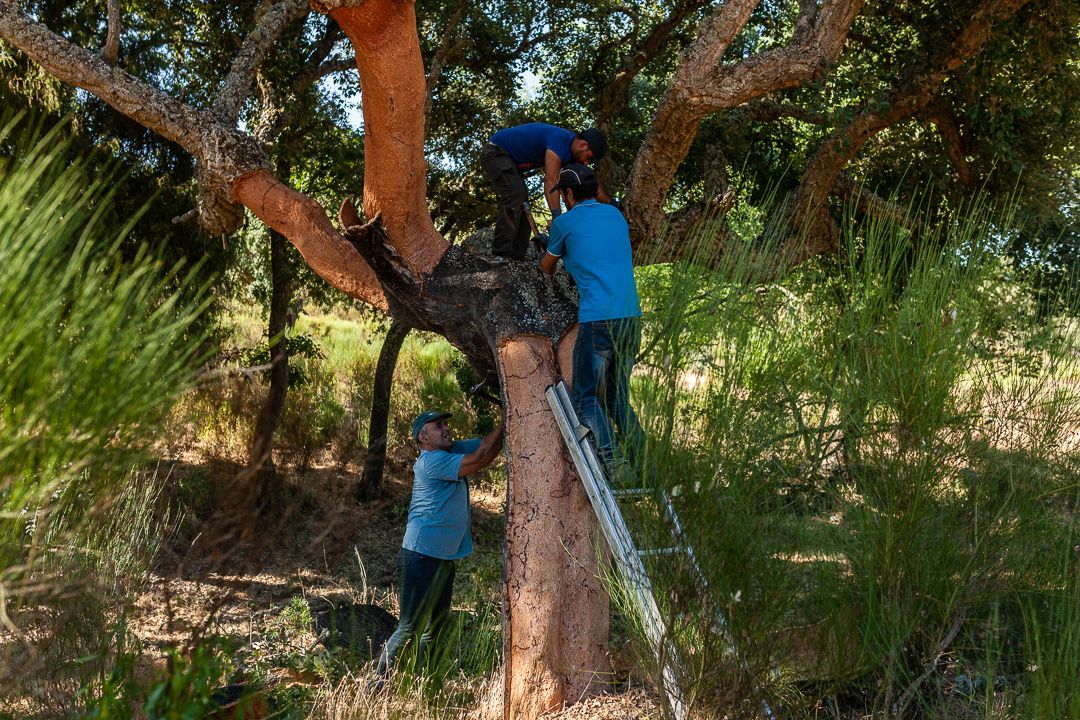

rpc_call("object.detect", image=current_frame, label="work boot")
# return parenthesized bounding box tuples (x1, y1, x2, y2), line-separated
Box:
(602, 455, 642, 489)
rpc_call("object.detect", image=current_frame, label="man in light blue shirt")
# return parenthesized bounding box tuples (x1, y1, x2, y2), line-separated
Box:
(376, 409, 504, 682)
(541, 163, 646, 477)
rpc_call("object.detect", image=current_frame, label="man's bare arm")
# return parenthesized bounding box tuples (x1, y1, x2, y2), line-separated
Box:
(543, 149, 562, 215)
(540, 251, 559, 274)
(458, 416, 506, 477)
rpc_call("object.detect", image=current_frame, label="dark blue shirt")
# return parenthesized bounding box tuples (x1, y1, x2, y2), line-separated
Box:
(489, 123, 575, 170)
(547, 200, 642, 323)
(402, 438, 482, 560)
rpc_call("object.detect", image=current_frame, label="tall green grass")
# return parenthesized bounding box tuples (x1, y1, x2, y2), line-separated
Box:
(0, 116, 207, 708)
(621, 198, 1080, 718)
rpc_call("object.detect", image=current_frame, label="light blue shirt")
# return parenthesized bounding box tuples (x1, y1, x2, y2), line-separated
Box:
(401, 438, 481, 560)
(547, 200, 642, 322)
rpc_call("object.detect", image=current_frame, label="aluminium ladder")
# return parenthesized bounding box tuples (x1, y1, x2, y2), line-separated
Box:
(544, 380, 776, 720)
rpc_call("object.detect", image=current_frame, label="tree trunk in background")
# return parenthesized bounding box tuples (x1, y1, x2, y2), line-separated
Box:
(248, 225, 292, 512)
(357, 319, 411, 501)
(499, 334, 610, 718)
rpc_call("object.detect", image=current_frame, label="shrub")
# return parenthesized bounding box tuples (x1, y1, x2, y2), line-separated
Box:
(0, 116, 206, 707)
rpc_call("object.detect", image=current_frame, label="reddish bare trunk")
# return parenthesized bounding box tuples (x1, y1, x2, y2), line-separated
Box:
(499, 335, 609, 718)
(233, 170, 386, 309)
(332, 0, 447, 276)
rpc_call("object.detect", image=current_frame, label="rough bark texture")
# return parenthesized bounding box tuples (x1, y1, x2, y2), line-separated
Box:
(332, 0, 447, 276)
(343, 215, 578, 377)
(101, 0, 119, 65)
(499, 335, 609, 718)
(0, 0, 267, 236)
(358, 319, 411, 501)
(214, 0, 309, 124)
(247, 227, 292, 510)
(625, 0, 864, 251)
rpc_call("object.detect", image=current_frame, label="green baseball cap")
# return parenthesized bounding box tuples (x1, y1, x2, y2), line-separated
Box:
(412, 411, 452, 439)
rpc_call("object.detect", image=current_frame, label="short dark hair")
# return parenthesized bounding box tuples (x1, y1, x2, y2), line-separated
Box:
(578, 128, 608, 160)
(563, 182, 598, 202)
(555, 162, 599, 200)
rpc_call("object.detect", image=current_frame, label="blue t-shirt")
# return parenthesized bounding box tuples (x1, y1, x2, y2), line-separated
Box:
(547, 200, 642, 323)
(401, 438, 482, 560)
(489, 123, 575, 170)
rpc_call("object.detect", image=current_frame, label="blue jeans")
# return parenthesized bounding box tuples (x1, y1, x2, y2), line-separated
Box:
(377, 548, 456, 677)
(572, 317, 646, 467)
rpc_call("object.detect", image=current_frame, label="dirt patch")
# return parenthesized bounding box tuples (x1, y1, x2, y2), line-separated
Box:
(540, 688, 662, 720)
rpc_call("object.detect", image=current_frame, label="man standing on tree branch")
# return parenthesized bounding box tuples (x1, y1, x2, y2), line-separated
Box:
(480, 122, 608, 260)
(540, 163, 646, 481)
(375, 409, 505, 684)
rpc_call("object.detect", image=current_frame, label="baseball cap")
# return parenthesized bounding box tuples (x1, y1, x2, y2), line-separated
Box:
(578, 128, 608, 160)
(554, 162, 598, 190)
(412, 411, 452, 438)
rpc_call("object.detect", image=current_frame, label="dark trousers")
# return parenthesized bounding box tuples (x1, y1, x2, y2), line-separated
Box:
(377, 548, 456, 677)
(572, 317, 646, 468)
(479, 143, 531, 260)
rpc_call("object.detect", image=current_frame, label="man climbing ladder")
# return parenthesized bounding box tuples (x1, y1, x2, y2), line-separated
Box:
(540, 162, 645, 478)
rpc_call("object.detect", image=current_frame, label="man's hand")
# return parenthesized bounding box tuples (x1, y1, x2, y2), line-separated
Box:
(540, 251, 559, 275)
(531, 232, 550, 254)
(458, 415, 505, 477)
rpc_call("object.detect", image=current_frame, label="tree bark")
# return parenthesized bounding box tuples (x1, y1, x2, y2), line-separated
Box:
(247, 225, 292, 512)
(791, 0, 1033, 251)
(357, 319, 411, 501)
(500, 334, 609, 718)
(625, 0, 864, 252)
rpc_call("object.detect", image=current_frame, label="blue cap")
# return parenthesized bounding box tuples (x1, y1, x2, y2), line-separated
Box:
(412, 411, 452, 439)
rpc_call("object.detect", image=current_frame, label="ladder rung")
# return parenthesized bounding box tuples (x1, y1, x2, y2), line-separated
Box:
(638, 546, 685, 558)
(611, 487, 651, 499)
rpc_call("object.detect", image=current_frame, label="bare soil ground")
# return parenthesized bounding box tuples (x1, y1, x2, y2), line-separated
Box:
(130, 447, 661, 718)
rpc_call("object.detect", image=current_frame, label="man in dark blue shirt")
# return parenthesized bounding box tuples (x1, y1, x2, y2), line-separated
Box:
(540, 163, 646, 477)
(376, 409, 504, 683)
(480, 123, 607, 259)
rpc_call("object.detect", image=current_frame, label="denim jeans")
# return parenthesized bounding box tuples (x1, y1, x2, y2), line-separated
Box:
(376, 548, 456, 677)
(572, 317, 646, 468)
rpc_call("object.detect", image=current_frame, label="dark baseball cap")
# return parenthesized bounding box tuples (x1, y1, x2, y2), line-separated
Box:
(412, 411, 452, 438)
(578, 128, 607, 160)
(554, 162, 598, 190)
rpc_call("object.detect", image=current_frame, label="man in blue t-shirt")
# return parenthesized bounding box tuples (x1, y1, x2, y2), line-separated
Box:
(376, 409, 504, 682)
(540, 163, 646, 477)
(480, 122, 608, 260)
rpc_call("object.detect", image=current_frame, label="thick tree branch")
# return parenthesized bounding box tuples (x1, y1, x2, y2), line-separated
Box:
(214, 0, 310, 125)
(0, 0, 386, 306)
(424, 0, 468, 121)
(596, 0, 712, 133)
(0, 1, 267, 182)
(101, 0, 120, 65)
(626, 0, 864, 251)
(924, 100, 974, 187)
(792, 0, 1033, 250)
(331, 0, 449, 275)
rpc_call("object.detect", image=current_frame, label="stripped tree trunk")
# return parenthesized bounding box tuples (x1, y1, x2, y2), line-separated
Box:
(499, 334, 609, 716)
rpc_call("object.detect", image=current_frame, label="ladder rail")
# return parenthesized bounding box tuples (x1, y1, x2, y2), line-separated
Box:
(545, 380, 778, 720)
(545, 384, 688, 720)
